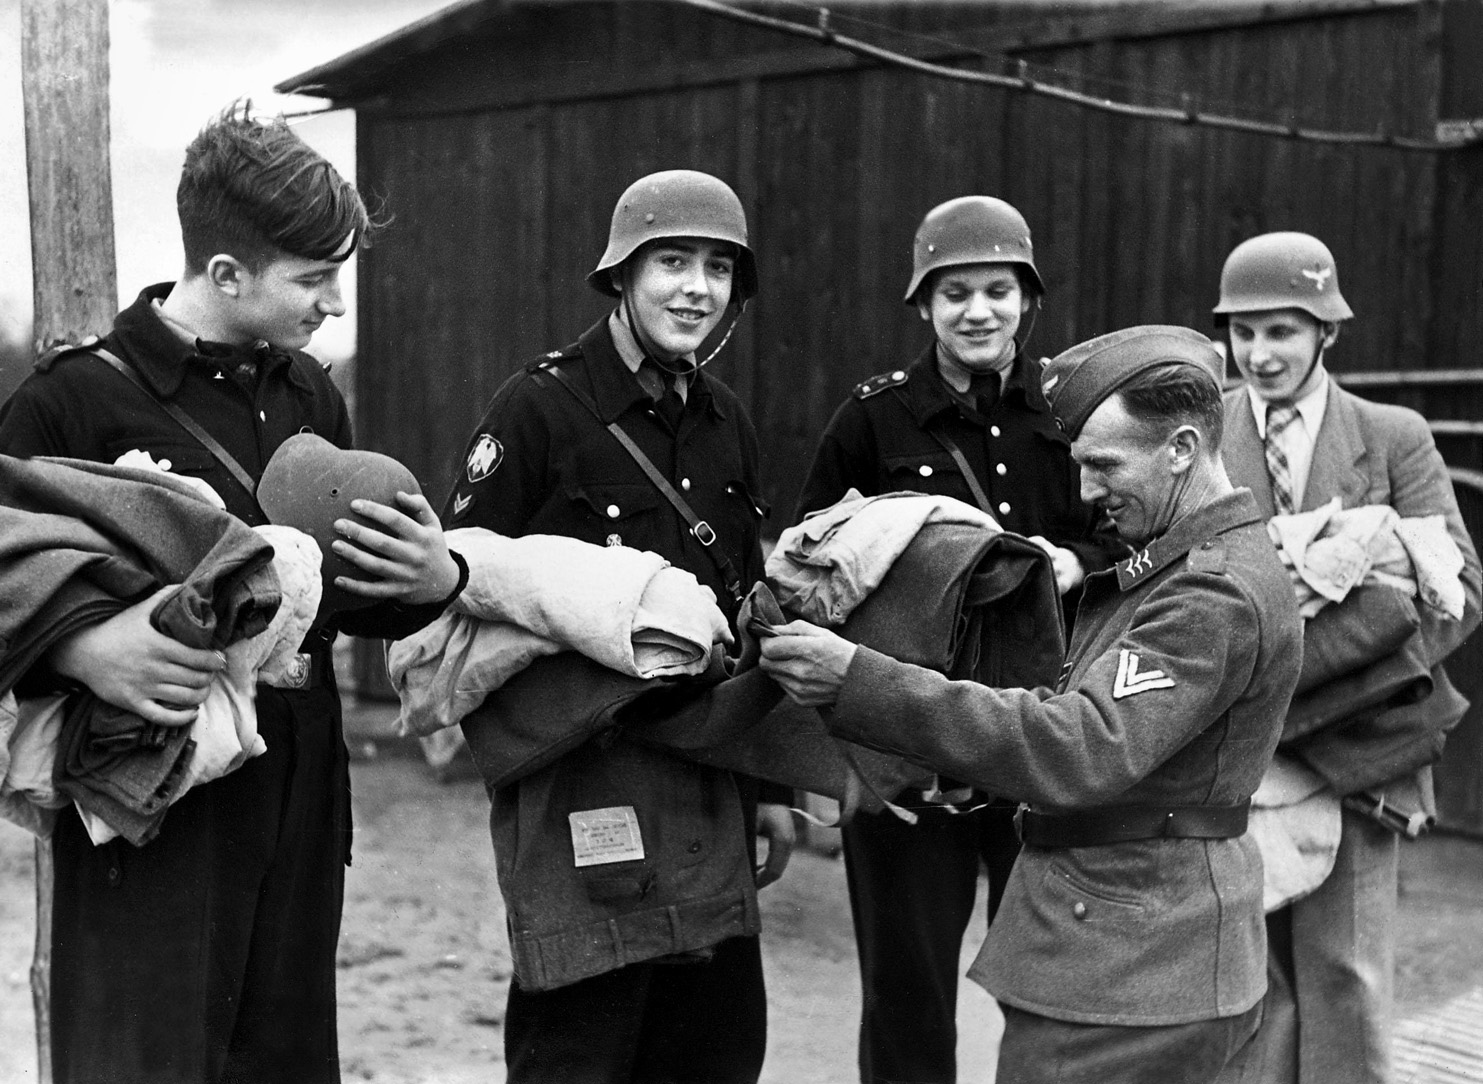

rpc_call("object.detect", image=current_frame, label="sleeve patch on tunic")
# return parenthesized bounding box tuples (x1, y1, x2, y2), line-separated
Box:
(1112, 649, 1176, 699)
(466, 434, 504, 482)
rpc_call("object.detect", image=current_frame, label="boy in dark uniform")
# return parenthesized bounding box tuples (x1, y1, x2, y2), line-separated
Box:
(443, 169, 793, 1084)
(0, 107, 465, 1083)
(794, 195, 1119, 1084)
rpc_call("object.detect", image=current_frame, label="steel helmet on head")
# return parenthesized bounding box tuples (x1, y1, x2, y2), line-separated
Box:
(904, 196, 1045, 304)
(588, 169, 757, 301)
(1213, 232, 1353, 324)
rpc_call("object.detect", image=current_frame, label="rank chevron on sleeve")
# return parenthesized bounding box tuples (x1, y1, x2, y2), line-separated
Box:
(1112, 649, 1176, 699)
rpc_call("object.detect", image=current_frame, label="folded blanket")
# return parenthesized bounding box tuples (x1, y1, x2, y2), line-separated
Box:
(389, 528, 730, 736)
(76, 525, 324, 846)
(1268, 498, 1465, 620)
(3, 528, 323, 844)
(1248, 753, 1342, 912)
(766, 490, 1001, 627)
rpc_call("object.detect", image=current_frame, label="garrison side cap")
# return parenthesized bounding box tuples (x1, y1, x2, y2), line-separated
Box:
(1041, 325, 1222, 440)
(587, 169, 757, 301)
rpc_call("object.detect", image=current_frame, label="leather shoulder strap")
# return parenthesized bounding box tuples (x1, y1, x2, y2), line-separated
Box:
(535, 360, 744, 604)
(88, 347, 260, 505)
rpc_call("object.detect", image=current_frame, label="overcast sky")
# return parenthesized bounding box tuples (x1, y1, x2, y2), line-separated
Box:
(1, 0, 451, 360)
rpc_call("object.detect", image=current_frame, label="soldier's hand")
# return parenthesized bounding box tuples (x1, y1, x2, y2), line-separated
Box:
(332, 492, 462, 605)
(1028, 535, 1087, 596)
(758, 620, 856, 707)
(754, 802, 797, 889)
(47, 586, 224, 727)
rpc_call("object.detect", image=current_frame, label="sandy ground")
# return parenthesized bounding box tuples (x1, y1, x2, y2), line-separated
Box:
(3, 749, 1480, 1084)
(0, 750, 1000, 1084)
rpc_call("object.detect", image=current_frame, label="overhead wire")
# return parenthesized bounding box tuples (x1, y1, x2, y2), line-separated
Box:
(677, 0, 1465, 152)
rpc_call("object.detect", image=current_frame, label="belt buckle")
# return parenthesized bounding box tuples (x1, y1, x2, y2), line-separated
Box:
(281, 652, 311, 690)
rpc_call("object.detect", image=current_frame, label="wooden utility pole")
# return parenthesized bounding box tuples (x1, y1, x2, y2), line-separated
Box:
(22, 0, 117, 351)
(20, 1, 117, 1079)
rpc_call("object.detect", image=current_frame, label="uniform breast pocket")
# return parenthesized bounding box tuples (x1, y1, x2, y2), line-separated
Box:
(881, 451, 963, 498)
(566, 483, 664, 549)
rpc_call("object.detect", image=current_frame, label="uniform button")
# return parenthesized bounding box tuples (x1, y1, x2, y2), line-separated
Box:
(606, 504, 621, 519)
(995, 463, 1007, 476)
(990, 425, 1001, 437)
(259, 411, 266, 422)
(1072, 901, 1087, 920)
(998, 501, 1011, 515)
(919, 465, 933, 477)
(681, 477, 691, 491)
(107, 866, 121, 886)
(687, 840, 703, 854)
(892, 370, 906, 380)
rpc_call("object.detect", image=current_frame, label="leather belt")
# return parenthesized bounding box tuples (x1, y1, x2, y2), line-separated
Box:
(1015, 802, 1250, 848)
(259, 651, 333, 691)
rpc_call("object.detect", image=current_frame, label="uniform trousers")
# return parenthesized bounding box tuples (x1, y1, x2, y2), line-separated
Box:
(502, 933, 767, 1084)
(1224, 807, 1398, 1084)
(841, 798, 1020, 1084)
(997, 1002, 1264, 1084)
(49, 683, 350, 1084)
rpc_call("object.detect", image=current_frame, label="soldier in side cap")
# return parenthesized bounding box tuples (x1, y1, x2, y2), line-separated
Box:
(792, 195, 1121, 1084)
(1214, 233, 1481, 1084)
(760, 326, 1303, 1083)
(442, 169, 791, 1084)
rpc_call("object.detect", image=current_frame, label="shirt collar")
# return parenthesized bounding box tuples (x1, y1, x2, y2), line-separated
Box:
(607, 310, 694, 394)
(577, 318, 718, 423)
(112, 283, 310, 398)
(1247, 370, 1330, 438)
(905, 345, 1044, 425)
(1112, 489, 1264, 591)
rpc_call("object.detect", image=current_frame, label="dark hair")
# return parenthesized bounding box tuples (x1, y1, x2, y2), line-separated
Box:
(177, 103, 372, 274)
(1116, 363, 1225, 451)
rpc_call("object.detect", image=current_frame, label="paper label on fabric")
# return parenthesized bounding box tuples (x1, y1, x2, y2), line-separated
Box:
(569, 806, 645, 867)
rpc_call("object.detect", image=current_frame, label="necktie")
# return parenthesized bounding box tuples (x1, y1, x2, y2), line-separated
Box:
(969, 372, 1000, 418)
(1265, 403, 1300, 515)
(643, 361, 685, 431)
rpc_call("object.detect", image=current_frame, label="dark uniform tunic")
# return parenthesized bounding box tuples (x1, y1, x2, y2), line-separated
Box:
(793, 345, 1121, 1084)
(0, 284, 451, 1084)
(444, 316, 772, 1084)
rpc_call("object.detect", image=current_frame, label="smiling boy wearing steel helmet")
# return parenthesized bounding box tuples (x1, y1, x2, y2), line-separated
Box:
(792, 196, 1120, 1084)
(1214, 232, 1481, 1084)
(443, 170, 790, 1084)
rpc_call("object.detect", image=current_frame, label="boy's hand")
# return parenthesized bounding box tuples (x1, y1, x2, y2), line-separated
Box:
(331, 491, 461, 605)
(754, 803, 797, 889)
(48, 585, 224, 726)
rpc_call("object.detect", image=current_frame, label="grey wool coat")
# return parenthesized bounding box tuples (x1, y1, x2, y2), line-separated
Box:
(826, 489, 1303, 1026)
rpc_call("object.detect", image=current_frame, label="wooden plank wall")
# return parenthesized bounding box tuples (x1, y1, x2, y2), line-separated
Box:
(355, 2, 1461, 528)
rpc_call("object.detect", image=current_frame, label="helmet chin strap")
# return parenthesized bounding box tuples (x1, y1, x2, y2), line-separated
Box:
(618, 271, 745, 377)
(1292, 335, 1328, 401)
(1015, 297, 1042, 359)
